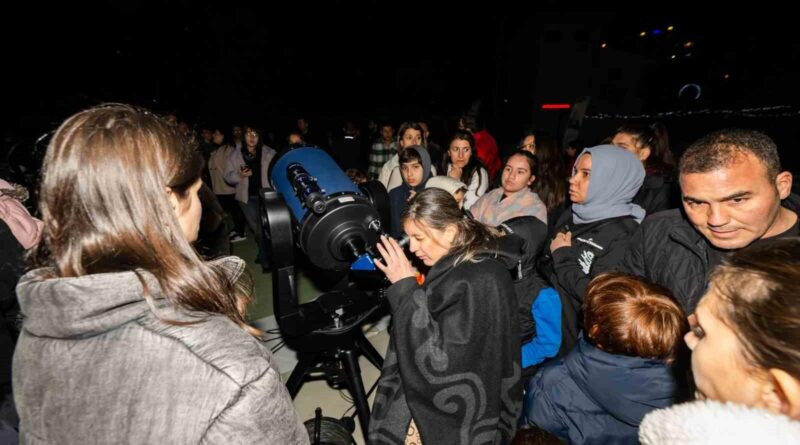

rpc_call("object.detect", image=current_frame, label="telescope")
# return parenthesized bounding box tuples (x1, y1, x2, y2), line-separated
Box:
(268, 147, 390, 272)
(260, 147, 391, 439)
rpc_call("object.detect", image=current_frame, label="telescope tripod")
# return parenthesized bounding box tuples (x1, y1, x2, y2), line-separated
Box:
(273, 264, 385, 440)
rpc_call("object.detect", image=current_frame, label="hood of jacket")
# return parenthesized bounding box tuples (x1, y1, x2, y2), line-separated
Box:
(17, 256, 247, 339)
(565, 337, 678, 426)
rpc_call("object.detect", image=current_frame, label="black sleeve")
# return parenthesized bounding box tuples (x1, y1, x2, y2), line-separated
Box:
(554, 224, 638, 303)
(551, 245, 588, 307)
(0, 221, 25, 311)
(590, 230, 635, 276)
(617, 222, 647, 278)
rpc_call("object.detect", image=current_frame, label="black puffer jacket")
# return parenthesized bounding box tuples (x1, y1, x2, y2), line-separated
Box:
(541, 212, 640, 355)
(619, 194, 800, 313)
(497, 216, 549, 343)
(633, 172, 679, 216)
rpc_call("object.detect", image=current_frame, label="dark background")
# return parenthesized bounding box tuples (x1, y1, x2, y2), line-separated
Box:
(4, 2, 800, 172)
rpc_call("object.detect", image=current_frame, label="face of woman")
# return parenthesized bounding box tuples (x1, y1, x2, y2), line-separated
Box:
(399, 129, 422, 149)
(612, 132, 650, 162)
(501, 154, 535, 193)
(403, 218, 455, 266)
(568, 153, 591, 204)
(212, 130, 225, 145)
(245, 129, 259, 149)
(449, 139, 472, 169)
(169, 179, 203, 243)
(685, 288, 774, 408)
(519, 135, 536, 154)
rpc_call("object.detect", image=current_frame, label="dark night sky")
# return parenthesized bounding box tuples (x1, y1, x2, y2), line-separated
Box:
(5, 2, 800, 168)
(8, 2, 505, 130)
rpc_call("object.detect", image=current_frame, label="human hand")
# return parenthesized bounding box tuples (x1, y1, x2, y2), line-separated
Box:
(374, 235, 416, 284)
(448, 166, 462, 179)
(550, 231, 572, 252)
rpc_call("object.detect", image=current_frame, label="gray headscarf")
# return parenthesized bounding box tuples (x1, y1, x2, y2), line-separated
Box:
(572, 144, 646, 224)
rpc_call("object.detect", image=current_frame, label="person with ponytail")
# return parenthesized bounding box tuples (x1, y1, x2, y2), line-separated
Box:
(369, 188, 521, 445)
(612, 122, 679, 215)
(518, 134, 570, 230)
(13, 104, 308, 444)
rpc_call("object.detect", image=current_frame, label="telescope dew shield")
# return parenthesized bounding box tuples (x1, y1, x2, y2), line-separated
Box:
(271, 147, 381, 271)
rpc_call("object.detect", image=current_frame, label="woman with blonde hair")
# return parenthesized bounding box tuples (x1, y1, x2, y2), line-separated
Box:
(369, 188, 521, 444)
(13, 104, 308, 444)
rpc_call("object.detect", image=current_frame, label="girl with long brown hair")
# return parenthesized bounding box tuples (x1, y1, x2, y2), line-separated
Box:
(13, 104, 308, 444)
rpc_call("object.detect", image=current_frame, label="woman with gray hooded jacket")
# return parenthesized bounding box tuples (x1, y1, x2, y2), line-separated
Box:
(13, 104, 308, 445)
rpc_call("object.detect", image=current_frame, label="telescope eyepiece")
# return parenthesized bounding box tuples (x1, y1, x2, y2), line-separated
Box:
(287, 163, 327, 214)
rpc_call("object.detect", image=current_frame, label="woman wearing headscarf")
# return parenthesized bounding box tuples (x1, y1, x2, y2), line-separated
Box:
(541, 145, 645, 354)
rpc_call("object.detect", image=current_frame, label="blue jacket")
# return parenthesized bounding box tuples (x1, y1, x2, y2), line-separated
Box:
(522, 337, 678, 445)
(521, 287, 561, 368)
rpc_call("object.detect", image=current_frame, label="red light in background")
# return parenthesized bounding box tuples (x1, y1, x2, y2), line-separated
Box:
(541, 104, 571, 110)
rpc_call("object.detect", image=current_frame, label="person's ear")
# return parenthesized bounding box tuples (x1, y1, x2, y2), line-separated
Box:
(165, 187, 178, 211)
(762, 368, 800, 419)
(638, 146, 651, 161)
(165, 187, 185, 215)
(775, 171, 793, 200)
(587, 324, 602, 347)
(443, 224, 458, 245)
(527, 175, 536, 186)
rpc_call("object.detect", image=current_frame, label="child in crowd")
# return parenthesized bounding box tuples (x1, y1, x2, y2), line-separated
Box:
(424, 175, 467, 209)
(522, 272, 687, 444)
(387, 146, 432, 238)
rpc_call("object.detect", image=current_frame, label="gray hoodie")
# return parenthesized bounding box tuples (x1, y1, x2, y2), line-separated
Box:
(13, 256, 309, 445)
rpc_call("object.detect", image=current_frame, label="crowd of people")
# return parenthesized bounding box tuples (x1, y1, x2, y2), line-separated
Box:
(2, 102, 799, 444)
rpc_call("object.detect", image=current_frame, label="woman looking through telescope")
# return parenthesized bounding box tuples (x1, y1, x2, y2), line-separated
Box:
(369, 188, 521, 444)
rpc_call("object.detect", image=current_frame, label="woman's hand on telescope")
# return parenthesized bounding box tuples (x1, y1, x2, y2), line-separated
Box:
(374, 235, 416, 284)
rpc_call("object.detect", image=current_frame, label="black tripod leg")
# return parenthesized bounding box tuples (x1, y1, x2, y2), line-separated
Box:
(355, 331, 384, 370)
(340, 349, 371, 439)
(285, 352, 319, 398)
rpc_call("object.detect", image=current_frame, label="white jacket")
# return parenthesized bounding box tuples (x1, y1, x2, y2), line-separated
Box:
(639, 400, 800, 445)
(446, 164, 488, 210)
(208, 145, 236, 195)
(224, 145, 276, 203)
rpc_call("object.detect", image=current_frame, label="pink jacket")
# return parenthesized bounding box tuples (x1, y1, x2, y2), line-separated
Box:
(0, 179, 43, 249)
